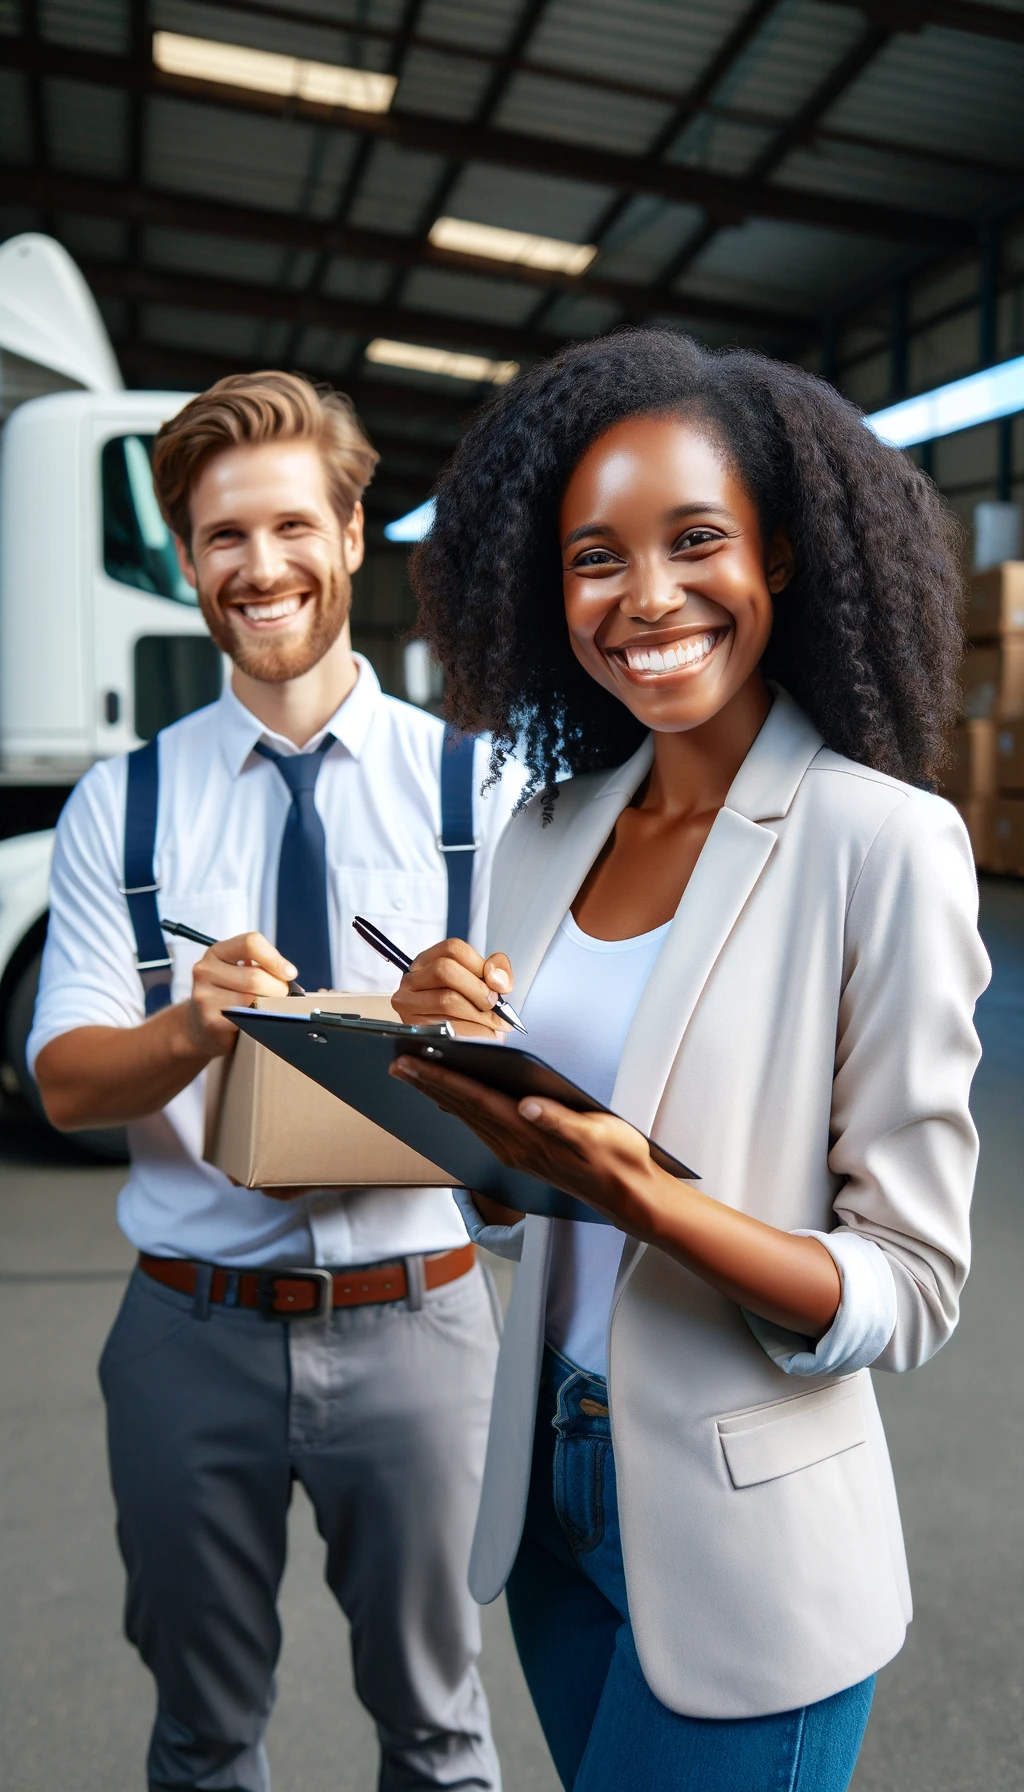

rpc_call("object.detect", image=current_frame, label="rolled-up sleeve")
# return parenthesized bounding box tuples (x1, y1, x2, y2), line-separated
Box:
(27, 758, 144, 1070)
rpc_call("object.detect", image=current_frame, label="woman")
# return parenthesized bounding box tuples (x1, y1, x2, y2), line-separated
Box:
(391, 331, 989, 1790)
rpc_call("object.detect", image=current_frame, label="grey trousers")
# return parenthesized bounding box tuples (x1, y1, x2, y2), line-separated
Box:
(99, 1260, 502, 1792)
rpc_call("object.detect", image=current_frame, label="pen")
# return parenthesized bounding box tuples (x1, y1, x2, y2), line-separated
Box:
(352, 914, 527, 1034)
(160, 918, 307, 996)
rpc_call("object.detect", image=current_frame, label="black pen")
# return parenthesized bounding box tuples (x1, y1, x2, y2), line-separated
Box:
(352, 914, 527, 1034)
(161, 918, 307, 996)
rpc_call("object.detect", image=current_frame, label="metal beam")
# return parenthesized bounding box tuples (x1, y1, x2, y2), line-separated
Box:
(0, 167, 813, 335)
(115, 341, 480, 429)
(182, 0, 1024, 183)
(1, 38, 974, 247)
(654, 20, 893, 292)
(86, 259, 558, 357)
(818, 0, 1024, 46)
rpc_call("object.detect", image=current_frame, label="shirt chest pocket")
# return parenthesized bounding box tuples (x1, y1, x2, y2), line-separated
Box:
(159, 889, 252, 1005)
(336, 867, 449, 991)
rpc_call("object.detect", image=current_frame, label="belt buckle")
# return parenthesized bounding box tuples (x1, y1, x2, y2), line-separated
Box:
(257, 1267, 333, 1321)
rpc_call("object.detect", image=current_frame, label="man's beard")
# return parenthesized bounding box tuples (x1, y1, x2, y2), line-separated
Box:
(198, 565, 352, 682)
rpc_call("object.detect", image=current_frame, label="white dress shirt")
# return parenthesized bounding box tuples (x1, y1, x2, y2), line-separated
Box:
(28, 656, 526, 1268)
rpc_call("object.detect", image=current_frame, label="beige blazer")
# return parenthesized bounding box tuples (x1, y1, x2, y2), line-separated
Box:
(469, 691, 989, 1719)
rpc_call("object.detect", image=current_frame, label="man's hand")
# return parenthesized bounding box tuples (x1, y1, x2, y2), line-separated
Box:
(35, 931, 297, 1130)
(391, 937, 514, 1039)
(185, 932, 298, 1056)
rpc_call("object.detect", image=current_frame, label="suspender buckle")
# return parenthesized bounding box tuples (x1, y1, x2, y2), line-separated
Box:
(119, 881, 161, 895)
(436, 834, 480, 853)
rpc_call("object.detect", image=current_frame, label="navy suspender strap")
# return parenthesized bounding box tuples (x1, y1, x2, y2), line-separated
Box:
(122, 724, 475, 1008)
(122, 736, 173, 1015)
(439, 724, 479, 942)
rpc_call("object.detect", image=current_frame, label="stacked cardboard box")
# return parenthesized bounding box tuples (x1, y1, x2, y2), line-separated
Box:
(946, 564, 1024, 874)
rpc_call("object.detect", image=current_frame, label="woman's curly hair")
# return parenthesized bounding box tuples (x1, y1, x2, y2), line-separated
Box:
(410, 329, 964, 792)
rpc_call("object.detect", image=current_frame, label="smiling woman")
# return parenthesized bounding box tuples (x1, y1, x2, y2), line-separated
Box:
(395, 332, 990, 1791)
(412, 329, 962, 795)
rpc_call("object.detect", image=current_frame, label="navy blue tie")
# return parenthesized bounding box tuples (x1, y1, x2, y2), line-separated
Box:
(256, 737, 334, 993)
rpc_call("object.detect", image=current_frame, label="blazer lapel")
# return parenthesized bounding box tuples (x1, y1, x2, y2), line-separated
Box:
(612, 691, 824, 1137)
(612, 808, 776, 1135)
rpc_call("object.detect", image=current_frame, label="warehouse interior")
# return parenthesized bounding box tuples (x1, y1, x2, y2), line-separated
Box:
(0, 4, 1023, 1789)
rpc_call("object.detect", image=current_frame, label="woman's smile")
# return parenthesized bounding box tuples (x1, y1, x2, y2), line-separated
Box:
(609, 626, 729, 681)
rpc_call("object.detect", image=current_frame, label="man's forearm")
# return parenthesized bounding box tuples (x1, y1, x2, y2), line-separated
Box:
(34, 1007, 215, 1129)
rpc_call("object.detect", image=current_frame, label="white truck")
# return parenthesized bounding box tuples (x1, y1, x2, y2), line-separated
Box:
(0, 234, 212, 1137)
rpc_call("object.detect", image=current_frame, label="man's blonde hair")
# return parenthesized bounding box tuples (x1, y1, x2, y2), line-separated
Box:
(152, 370, 379, 542)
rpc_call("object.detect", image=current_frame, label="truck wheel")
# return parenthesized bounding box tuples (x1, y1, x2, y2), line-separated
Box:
(4, 950, 129, 1163)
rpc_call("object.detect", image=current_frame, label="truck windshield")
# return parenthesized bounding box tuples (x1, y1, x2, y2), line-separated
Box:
(102, 434, 198, 605)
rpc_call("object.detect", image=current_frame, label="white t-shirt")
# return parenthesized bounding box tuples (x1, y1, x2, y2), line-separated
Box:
(518, 909, 671, 1377)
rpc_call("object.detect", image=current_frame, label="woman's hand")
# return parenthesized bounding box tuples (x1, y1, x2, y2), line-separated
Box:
(392, 938, 515, 1040)
(389, 1056, 661, 1231)
(388, 1057, 842, 1338)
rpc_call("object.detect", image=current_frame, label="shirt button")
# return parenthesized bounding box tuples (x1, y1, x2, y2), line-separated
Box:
(392, 894, 407, 910)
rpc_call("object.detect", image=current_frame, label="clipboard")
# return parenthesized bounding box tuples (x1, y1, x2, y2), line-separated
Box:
(226, 1009, 698, 1226)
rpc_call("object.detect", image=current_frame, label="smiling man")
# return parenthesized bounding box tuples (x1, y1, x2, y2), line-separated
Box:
(29, 373, 520, 1792)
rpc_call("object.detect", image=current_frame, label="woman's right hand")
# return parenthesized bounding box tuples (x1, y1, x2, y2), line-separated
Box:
(392, 938, 514, 1040)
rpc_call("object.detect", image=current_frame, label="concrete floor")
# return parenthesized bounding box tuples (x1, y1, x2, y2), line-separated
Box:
(0, 877, 1020, 1791)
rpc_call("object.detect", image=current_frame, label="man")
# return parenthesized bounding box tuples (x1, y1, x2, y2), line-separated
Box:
(30, 372, 521, 1792)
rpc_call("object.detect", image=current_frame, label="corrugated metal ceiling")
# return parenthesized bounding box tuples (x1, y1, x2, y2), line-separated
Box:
(1, 0, 1022, 523)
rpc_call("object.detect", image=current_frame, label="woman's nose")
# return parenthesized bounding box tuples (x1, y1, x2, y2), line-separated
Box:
(625, 562, 687, 622)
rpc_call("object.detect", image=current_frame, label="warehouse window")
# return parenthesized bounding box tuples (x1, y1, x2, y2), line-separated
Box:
(133, 635, 223, 740)
(102, 435, 198, 605)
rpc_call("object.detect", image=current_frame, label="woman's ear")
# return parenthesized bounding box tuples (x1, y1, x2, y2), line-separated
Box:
(766, 530, 795, 595)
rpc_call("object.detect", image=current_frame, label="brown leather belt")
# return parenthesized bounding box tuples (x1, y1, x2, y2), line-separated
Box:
(139, 1242, 476, 1320)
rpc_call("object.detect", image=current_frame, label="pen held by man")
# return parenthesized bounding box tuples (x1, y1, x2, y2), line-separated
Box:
(35, 928, 302, 1130)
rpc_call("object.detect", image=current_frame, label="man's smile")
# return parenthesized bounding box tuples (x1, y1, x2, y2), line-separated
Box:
(229, 592, 312, 628)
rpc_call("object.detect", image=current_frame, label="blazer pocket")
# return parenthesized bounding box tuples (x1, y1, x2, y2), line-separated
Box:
(716, 1379, 866, 1490)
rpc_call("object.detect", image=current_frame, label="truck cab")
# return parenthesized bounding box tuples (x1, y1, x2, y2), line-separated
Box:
(0, 235, 213, 1131)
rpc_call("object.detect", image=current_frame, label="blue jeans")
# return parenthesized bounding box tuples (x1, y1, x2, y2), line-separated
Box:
(505, 1345, 875, 1792)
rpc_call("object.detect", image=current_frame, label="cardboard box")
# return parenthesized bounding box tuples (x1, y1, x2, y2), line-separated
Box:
(940, 719, 997, 800)
(991, 798, 1024, 876)
(204, 993, 455, 1197)
(995, 720, 1024, 794)
(960, 639, 1024, 720)
(966, 562, 1024, 640)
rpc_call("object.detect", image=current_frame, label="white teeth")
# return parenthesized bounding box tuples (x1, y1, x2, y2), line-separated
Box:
(622, 632, 718, 675)
(239, 595, 303, 621)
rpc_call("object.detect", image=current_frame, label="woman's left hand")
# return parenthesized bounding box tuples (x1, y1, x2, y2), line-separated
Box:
(389, 1053, 844, 1338)
(388, 1054, 666, 1236)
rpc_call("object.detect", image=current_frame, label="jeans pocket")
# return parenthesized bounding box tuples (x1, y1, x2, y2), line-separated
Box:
(553, 1433, 608, 1559)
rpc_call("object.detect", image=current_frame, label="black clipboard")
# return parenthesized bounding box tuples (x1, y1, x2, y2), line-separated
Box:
(226, 1009, 698, 1226)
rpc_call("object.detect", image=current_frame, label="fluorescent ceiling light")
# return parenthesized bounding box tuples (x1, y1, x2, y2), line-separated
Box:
(866, 352, 1024, 448)
(429, 216, 597, 276)
(385, 498, 436, 542)
(366, 339, 519, 385)
(153, 30, 396, 112)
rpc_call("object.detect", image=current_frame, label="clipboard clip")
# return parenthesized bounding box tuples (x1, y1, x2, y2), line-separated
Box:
(308, 1012, 456, 1039)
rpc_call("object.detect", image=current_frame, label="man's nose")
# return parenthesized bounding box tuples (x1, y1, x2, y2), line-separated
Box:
(239, 531, 288, 589)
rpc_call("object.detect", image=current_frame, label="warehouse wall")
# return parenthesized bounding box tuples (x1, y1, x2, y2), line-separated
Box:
(829, 205, 1024, 547)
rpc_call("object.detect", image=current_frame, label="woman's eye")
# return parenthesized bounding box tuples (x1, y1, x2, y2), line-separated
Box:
(572, 549, 622, 568)
(675, 528, 722, 551)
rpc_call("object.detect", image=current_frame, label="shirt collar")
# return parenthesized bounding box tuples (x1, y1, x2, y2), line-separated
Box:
(217, 653, 382, 779)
